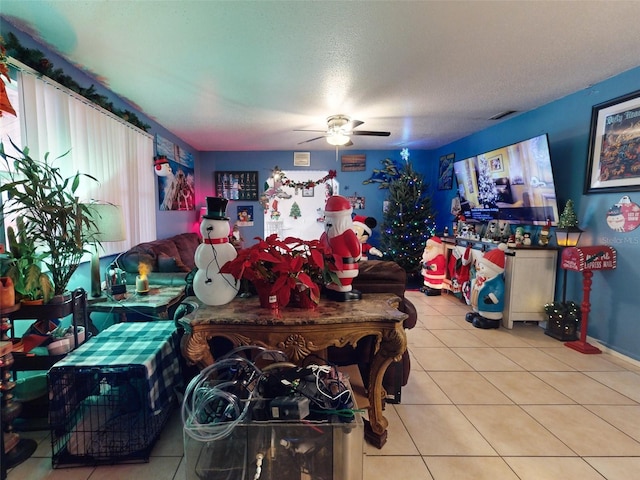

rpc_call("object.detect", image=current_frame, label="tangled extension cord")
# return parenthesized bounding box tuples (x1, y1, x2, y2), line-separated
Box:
(182, 346, 289, 442)
(202, 227, 239, 291)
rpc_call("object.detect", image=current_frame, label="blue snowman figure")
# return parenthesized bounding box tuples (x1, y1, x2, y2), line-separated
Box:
(193, 197, 239, 305)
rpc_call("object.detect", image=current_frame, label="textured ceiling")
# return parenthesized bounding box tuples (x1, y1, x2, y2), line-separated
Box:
(3, 1, 640, 152)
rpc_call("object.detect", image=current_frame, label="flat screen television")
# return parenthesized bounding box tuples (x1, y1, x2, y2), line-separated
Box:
(453, 134, 559, 225)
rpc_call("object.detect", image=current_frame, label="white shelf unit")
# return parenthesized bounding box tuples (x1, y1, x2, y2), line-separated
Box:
(503, 248, 558, 329)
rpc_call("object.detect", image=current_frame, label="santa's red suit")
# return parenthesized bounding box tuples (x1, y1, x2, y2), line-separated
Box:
(421, 236, 446, 294)
(320, 196, 362, 295)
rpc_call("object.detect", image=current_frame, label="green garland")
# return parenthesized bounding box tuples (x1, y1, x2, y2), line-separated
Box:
(4, 32, 150, 131)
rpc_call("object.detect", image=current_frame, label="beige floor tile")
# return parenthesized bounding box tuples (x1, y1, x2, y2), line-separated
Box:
(8, 456, 94, 480)
(408, 327, 447, 347)
(431, 329, 491, 348)
(459, 405, 575, 456)
(411, 347, 474, 371)
(468, 329, 534, 348)
(151, 408, 185, 457)
(452, 347, 524, 371)
(401, 370, 453, 404)
(584, 457, 640, 480)
(585, 371, 640, 403)
(586, 405, 640, 442)
(504, 456, 607, 480)
(87, 457, 182, 480)
(482, 371, 574, 404)
(424, 456, 520, 480)
(429, 371, 513, 404)
(541, 347, 629, 371)
(508, 324, 561, 347)
(364, 455, 433, 480)
(524, 405, 640, 456)
(363, 404, 419, 456)
(418, 314, 463, 329)
(396, 404, 497, 456)
(497, 347, 575, 371)
(534, 372, 638, 405)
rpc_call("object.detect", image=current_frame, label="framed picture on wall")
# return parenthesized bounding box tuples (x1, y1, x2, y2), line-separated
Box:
(214, 171, 259, 201)
(586, 89, 640, 193)
(437, 153, 455, 190)
(341, 154, 366, 172)
(302, 187, 314, 197)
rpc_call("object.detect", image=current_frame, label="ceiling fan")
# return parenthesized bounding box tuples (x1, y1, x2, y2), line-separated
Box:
(295, 114, 390, 146)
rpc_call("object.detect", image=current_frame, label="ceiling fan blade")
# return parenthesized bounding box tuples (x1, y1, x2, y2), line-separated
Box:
(297, 135, 326, 144)
(350, 119, 365, 129)
(351, 130, 391, 136)
(345, 139, 354, 147)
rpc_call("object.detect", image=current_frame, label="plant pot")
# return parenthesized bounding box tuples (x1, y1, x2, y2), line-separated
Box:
(253, 280, 291, 309)
(291, 286, 320, 310)
(21, 298, 44, 306)
(0, 276, 15, 308)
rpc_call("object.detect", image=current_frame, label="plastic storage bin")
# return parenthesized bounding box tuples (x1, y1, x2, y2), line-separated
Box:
(184, 413, 363, 480)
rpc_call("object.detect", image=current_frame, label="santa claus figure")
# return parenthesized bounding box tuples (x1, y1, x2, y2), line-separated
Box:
(352, 215, 383, 260)
(421, 236, 446, 296)
(320, 195, 362, 301)
(465, 244, 507, 329)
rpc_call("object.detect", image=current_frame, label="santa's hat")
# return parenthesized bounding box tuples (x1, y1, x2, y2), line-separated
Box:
(481, 243, 507, 275)
(324, 195, 353, 217)
(427, 236, 443, 246)
(353, 215, 377, 236)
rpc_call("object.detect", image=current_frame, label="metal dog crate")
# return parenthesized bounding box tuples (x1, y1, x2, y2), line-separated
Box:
(47, 321, 180, 467)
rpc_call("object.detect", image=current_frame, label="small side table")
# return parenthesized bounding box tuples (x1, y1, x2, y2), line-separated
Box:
(87, 285, 185, 329)
(560, 246, 617, 354)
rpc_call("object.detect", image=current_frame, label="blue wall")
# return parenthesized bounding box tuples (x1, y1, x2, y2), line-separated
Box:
(425, 66, 640, 361)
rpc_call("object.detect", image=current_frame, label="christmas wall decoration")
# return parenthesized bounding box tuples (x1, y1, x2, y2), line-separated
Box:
(606, 195, 640, 232)
(289, 202, 301, 219)
(380, 149, 437, 275)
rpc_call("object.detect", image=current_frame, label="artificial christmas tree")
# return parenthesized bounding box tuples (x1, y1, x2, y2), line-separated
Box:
(477, 155, 498, 207)
(380, 150, 437, 281)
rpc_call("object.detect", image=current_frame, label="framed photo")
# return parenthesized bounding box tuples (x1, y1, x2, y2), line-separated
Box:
(294, 152, 310, 167)
(215, 171, 259, 201)
(586, 89, 640, 193)
(437, 153, 455, 190)
(341, 154, 366, 172)
(488, 154, 504, 173)
(302, 187, 314, 197)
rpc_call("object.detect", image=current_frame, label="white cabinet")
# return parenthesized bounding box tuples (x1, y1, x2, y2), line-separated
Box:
(503, 249, 557, 329)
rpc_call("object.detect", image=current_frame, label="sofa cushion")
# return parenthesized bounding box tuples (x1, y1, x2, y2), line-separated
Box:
(118, 246, 157, 273)
(171, 233, 200, 270)
(157, 253, 180, 272)
(145, 238, 191, 272)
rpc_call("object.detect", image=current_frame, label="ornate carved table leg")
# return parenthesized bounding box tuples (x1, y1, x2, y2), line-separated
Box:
(365, 325, 407, 448)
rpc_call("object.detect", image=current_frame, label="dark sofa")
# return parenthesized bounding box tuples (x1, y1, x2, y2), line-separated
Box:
(117, 232, 201, 286)
(327, 259, 417, 403)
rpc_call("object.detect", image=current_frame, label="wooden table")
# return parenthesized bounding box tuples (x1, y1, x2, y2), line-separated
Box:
(87, 285, 185, 333)
(176, 293, 408, 448)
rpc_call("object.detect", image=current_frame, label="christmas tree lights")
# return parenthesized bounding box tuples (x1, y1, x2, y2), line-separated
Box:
(380, 150, 436, 274)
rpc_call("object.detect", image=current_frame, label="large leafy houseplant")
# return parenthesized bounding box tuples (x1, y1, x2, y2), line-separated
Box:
(220, 234, 327, 307)
(0, 140, 100, 298)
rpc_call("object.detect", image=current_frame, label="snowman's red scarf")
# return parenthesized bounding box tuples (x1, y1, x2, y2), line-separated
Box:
(204, 238, 229, 244)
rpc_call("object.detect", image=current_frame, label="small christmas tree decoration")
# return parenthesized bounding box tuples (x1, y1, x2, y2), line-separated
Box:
(289, 201, 301, 219)
(556, 199, 582, 247)
(558, 199, 579, 227)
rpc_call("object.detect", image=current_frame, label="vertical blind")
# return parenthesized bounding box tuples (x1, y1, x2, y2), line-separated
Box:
(16, 69, 156, 256)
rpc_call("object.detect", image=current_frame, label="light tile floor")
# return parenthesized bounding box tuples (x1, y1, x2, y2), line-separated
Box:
(8, 290, 640, 479)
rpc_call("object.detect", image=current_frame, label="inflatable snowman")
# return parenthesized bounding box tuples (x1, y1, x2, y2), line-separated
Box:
(193, 197, 239, 305)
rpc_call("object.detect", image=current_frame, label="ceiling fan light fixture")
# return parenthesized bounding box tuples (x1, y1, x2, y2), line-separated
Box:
(326, 133, 350, 146)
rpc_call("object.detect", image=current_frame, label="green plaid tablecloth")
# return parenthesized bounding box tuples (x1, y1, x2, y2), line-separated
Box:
(52, 321, 180, 412)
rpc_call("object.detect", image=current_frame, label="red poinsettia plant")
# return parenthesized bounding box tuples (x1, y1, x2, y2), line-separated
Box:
(219, 234, 328, 306)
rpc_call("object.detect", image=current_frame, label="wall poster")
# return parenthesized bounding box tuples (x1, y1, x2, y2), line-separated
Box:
(155, 134, 196, 211)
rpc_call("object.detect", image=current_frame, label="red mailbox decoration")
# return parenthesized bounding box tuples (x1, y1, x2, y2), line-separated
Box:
(560, 246, 617, 355)
(561, 246, 617, 272)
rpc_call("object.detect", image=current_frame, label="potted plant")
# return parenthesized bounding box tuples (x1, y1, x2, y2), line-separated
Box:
(219, 234, 327, 309)
(0, 140, 101, 300)
(2, 216, 54, 304)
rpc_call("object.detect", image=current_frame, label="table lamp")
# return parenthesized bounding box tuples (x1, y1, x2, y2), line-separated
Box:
(85, 204, 126, 297)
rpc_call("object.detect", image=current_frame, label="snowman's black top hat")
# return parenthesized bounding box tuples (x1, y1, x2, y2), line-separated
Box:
(203, 197, 229, 220)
